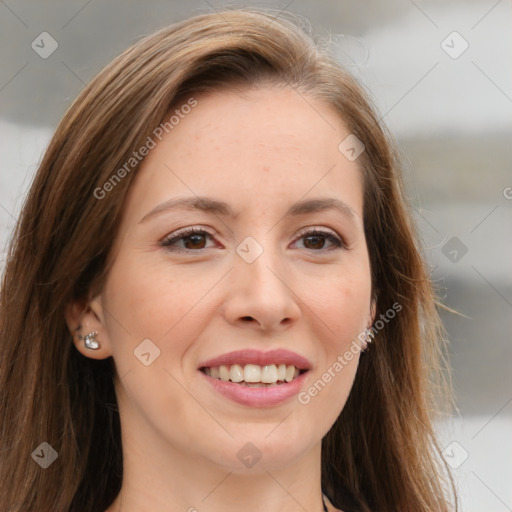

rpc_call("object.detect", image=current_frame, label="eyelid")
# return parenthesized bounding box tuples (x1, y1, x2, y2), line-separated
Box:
(295, 225, 340, 239)
(161, 225, 216, 241)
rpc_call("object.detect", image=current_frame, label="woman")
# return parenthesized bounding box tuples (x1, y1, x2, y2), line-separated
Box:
(0, 9, 456, 512)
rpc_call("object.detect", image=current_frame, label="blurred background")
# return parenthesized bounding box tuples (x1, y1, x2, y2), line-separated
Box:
(1, 1, 511, 509)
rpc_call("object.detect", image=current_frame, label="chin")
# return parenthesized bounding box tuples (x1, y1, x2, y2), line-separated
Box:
(197, 425, 318, 474)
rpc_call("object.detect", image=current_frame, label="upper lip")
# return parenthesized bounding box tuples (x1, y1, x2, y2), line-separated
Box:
(198, 349, 311, 371)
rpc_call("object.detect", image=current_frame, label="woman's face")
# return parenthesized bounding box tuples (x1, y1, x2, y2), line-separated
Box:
(91, 85, 373, 472)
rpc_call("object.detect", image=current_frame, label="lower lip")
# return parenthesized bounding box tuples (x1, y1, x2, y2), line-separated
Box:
(200, 371, 309, 407)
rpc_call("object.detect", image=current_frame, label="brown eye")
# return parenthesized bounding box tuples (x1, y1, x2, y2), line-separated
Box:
(161, 228, 215, 253)
(295, 229, 344, 251)
(303, 234, 328, 250)
(182, 233, 207, 249)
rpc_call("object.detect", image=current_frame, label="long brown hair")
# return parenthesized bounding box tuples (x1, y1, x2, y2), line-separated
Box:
(0, 9, 455, 511)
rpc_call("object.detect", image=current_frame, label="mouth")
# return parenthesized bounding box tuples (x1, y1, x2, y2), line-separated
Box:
(197, 349, 311, 407)
(200, 363, 307, 387)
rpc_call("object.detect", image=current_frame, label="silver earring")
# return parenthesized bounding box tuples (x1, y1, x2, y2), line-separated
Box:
(75, 324, 100, 350)
(361, 328, 374, 352)
(83, 331, 100, 350)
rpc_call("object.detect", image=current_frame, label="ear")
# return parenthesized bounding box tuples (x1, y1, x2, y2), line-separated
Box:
(65, 294, 113, 360)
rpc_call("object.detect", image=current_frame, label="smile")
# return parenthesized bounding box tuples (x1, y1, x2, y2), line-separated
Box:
(198, 349, 311, 406)
(200, 363, 305, 386)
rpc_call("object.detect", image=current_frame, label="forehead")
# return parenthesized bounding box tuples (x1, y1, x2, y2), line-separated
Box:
(123, 85, 364, 223)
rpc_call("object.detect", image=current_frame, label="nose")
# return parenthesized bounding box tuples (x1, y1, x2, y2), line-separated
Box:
(221, 244, 301, 333)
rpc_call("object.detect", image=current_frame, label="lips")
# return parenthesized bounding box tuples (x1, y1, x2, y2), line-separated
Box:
(198, 349, 311, 370)
(198, 349, 311, 407)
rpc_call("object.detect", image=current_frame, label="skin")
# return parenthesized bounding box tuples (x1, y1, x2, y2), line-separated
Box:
(67, 85, 374, 512)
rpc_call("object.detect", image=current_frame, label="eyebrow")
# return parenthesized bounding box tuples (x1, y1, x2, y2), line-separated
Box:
(139, 196, 357, 224)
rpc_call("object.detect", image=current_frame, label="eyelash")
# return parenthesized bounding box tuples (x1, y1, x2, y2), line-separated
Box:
(160, 226, 346, 254)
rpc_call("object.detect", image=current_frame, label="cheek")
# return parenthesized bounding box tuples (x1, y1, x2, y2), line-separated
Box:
(327, 281, 371, 340)
(101, 257, 170, 365)
(102, 255, 217, 438)
(102, 253, 226, 372)
(297, 263, 370, 415)
(105, 253, 186, 335)
(306, 260, 372, 344)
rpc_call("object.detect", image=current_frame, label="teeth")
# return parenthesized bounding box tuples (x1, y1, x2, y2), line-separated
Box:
(261, 364, 278, 384)
(285, 364, 295, 382)
(204, 363, 302, 384)
(219, 365, 230, 381)
(244, 364, 261, 383)
(230, 364, 244, 383)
